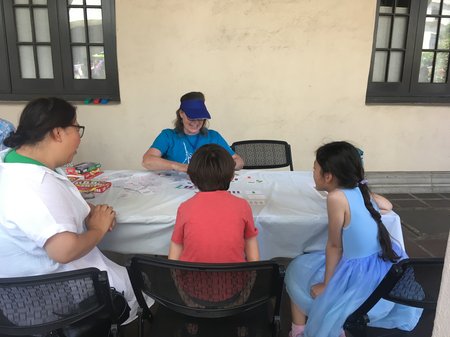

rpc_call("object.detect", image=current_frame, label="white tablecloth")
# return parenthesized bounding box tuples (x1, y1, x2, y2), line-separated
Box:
(92, 170, 404, 259)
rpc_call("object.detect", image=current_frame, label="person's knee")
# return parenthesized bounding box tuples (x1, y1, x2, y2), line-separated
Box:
(285, 258, 302, 294)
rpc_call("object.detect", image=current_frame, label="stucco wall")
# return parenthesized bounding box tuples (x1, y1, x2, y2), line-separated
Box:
(1, 0, 449, 171)
(432, 233, 450, 337)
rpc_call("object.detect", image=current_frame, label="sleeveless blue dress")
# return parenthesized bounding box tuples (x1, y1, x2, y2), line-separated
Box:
(285, 188, 422, 337)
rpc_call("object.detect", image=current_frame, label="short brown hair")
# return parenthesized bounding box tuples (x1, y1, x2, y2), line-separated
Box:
(188, 144, 235, 191)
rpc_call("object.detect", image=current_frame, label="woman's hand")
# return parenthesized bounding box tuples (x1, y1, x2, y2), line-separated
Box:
(173, 162, 188, 172)
(310, 282, 326, 298)
(86, 204, 116, 233)
(232, 154, 244, 170)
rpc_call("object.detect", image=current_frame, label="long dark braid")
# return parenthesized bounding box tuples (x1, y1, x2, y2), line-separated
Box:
(357, 182, 399, 262)
(316, 141, 399, 262)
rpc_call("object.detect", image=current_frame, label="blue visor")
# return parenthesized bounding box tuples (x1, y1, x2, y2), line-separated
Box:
(180, 99, 211, 120)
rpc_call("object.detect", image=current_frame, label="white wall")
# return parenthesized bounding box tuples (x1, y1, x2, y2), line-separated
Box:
(1, 0, 449, 171)
(432, 233, 450, 337)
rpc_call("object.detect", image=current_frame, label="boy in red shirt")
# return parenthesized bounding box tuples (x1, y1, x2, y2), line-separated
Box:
(168, 144, 260, 336)
(169, 144, 259, 263)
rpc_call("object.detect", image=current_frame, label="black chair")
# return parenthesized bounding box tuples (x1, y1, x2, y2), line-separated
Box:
(0, 268, 119, 337)
(127, 255, 285, 337)
(231, 140, 294, 171)
(344, 258, 444, 337)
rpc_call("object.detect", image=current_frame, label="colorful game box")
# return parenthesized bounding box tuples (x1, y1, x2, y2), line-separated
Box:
(73, 161, 101, 174)
(67, 168, 103, 181)
(73, 180, 111, 193)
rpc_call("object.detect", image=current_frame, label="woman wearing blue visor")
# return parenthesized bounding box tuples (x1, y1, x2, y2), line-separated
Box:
(142, 92, 244, 172)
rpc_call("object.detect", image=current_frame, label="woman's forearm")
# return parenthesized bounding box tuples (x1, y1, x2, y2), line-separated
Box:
(44, 229, 106, 264)
(44, 204, 116, 264)
(142, 152, 187, 172)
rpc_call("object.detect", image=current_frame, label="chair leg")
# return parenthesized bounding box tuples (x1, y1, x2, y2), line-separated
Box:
(110, 323, 118, 337)
(137, 308, 144, 337)
(272, 317, 281, 337)
(138, 317, 144, 337)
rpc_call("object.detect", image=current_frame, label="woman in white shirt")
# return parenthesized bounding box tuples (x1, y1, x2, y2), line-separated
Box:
(0, 97, 150, 327)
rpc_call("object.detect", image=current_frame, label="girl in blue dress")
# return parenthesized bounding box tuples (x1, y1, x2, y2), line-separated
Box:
(285, 141, 422, 337)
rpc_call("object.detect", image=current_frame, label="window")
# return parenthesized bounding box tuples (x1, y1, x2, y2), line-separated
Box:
(367, 0, 450, 104)
(0, 0, 119, 101)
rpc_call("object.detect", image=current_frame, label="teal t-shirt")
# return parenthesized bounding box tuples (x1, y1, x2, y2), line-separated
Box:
(150, 128, 235, 164)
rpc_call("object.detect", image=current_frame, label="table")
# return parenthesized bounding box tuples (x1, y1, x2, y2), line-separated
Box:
(92, 170, 404, 259)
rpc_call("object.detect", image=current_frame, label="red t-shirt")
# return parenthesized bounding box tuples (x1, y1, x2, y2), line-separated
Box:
(171, 190, 258, 263)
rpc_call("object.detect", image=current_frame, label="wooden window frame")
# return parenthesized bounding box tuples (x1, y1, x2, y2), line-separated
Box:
(367, 0, 450, 104)
(0, 0, 119, 102)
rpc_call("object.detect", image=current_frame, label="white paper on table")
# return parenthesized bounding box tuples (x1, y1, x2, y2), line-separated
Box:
(106, 172, 163, 194)
(247, 194, 266, 200)
(245, 190, 263, 195)
(248, 200, 265, 205)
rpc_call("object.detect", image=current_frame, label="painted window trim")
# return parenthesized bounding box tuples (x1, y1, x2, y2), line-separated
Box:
(0, 0, 119, 102)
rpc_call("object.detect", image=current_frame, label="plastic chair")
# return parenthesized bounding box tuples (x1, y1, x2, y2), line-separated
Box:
(0, 268, 119, 337)
(231, 140, 294, 171)
(127, 255, 285, 337)
(344, 258, 444, 337)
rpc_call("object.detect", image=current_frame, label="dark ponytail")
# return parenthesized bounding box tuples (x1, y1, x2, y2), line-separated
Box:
(4, 97, 76, 148)
(316, 141, 399, 262)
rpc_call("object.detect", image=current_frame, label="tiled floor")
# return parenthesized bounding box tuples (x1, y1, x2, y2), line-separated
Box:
(387, 193, 449, 259)
(116, 193, 449, 337)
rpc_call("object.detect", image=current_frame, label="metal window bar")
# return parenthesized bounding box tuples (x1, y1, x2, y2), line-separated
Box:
(423, 0, 450, 83)
(375, 0, 410, 83)
(429, 2, 441, 82)
(13, 1, 50, 79)
(67, 0, 104, 80)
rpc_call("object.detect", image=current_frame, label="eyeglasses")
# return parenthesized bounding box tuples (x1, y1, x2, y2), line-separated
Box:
(69, 124, 85, 138)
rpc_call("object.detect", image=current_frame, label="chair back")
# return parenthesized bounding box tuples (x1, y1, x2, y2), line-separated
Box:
(231, 140, 293, 171)
(0, 268, 118, 336)
(345, 258, 444, 335)
(385, 258, 443, 309)
(127, 255, 284, 319)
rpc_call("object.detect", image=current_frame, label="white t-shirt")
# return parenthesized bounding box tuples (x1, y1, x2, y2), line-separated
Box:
(0, 153, 152, 320)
